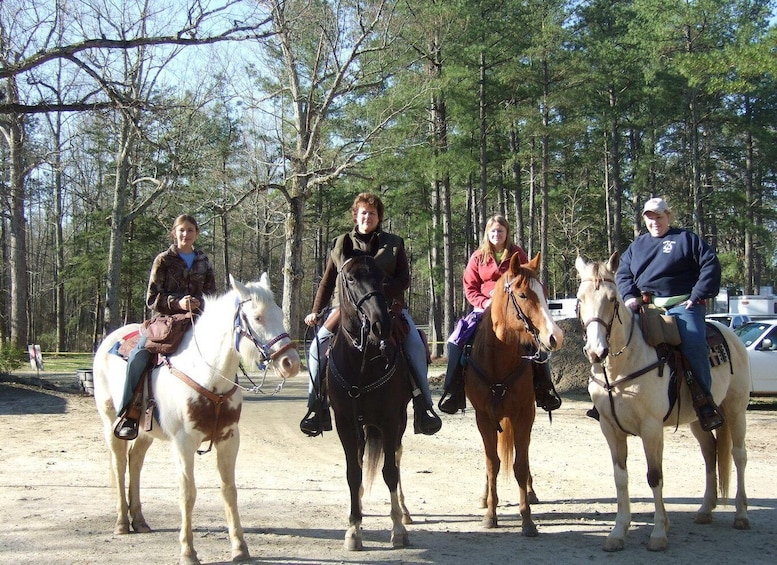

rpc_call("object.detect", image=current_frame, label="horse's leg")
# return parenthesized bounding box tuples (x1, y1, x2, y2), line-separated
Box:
(725, 403, 750, 530)
(215, 431, 250, 561)
(127, 433, 154, 533)
(689, 419, 718, 524)
(395, 444, 413, 525)
(173, 442, 200, 565)
(511, 416, 537, 537)
(382, 431, 409, 548)
(639, 420, 669, 551)
(600, 421, 630, 552)
(475, 410, 500, 528)
(339, 427, 365, 551)
(102, 424, 131, 535)
(526, 468, 539, 505)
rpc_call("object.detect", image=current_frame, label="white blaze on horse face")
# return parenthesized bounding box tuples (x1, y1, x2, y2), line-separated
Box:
(578, 281, 613, 363)
(529, 277, 564, 351)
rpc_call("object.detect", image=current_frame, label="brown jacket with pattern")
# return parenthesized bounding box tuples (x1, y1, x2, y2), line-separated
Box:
(146, 245, 216, 316)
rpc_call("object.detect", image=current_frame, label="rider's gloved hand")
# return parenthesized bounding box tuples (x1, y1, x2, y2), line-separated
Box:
(625, 297, 640, 312)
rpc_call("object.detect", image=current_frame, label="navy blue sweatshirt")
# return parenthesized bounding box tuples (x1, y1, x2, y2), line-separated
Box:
(616, 227, 721, 305)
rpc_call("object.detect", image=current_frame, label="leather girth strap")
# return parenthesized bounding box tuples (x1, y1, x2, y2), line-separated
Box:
(163, 358, 239, 455)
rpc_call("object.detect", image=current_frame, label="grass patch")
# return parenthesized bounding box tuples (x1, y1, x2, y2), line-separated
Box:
(35, 353, 95, 373)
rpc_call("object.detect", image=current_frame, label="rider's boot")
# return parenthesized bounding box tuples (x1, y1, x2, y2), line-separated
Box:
(438, 342, 466, 414)
(300, 359, 332, 437)
(532, 359, 562, 412)
(413, 392, 442, 435)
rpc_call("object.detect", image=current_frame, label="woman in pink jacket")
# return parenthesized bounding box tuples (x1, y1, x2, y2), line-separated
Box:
(438, 215, 561, 415)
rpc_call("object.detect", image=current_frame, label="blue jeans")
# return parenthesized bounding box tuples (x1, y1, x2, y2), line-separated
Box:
(119, 335, 151, 415)
(666, 302, 711, 395)
(306, 307, 432, 407)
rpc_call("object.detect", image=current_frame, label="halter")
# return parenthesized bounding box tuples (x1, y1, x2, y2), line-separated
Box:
(233, 297, 295, 370)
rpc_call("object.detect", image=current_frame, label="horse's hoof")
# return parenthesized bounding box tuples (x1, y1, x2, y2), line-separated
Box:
(528, 491, 540, 505)
(132, 520, 151, 533)
(402, 514, 414, 525)
(344, 528, 364, 551)
(344, 537, 364, 551)
(180, 553, 200, 565)
(522, 523, 538, 537)
(114, 522, 130, 535)
(733, 517, 751, 530)
(603, 537, 625, 552)
(694, 511, 713, 524)
(391, 533, 409, 548)
(232, 542, 251, 562)
(647, 537, 668, 552)
(482, 516, 497, 528)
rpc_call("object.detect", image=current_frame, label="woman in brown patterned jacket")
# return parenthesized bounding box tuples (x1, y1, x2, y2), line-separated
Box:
(114, 214, 216, 440)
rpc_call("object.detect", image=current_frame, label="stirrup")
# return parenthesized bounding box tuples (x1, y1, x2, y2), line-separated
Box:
(438, 388, 466, 414)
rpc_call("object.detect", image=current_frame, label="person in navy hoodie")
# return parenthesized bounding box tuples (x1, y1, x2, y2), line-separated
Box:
(615, 197, 723, 431)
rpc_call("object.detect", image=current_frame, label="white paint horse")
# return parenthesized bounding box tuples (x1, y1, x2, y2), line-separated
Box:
(575, 254, 750, 552)
(93, 274, 300, 565)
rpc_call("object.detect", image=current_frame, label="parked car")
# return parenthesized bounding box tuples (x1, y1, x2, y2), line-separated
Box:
(733, 319, 777, 395)
(706, 313, 751, 329)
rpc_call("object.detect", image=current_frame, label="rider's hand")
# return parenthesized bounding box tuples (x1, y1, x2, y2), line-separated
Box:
(179, 295, 200, 312)
(625, 297, 640, 312)
(304, 312, 318, 326)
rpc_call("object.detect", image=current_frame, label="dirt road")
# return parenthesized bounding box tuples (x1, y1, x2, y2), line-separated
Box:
(1, 372, 776, 565)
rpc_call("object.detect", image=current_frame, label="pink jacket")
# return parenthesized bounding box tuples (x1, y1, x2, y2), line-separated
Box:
(463, 244, 528, 310)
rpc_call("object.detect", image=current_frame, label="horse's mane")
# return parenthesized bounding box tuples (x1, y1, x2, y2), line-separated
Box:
(197, 280, 276, 329)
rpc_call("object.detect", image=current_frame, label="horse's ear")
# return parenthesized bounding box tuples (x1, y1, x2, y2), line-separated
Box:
(575, 255, 588, 275)
(606, 251, 620, 273)
(230, 274, 250, 299)
(259, 272, 271, 291)
(525, 253, 541, 272)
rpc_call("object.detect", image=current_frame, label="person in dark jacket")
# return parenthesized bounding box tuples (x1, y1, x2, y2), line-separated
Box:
(615, 197, 723, 431)
(114, 214, 216, 440)
(300, 192, 442, 437)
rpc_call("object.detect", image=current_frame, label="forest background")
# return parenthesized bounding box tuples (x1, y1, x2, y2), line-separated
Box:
(1, 0, 776, 358)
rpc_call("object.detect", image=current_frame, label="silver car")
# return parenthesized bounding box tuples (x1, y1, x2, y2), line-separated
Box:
(733, 319, 777, 395)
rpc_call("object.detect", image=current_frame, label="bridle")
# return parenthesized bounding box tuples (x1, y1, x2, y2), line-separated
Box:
(502, 273, 546, 362)
(233, 297, 296, 370)
(577, 276, 635, 358)
(338, 257, 389, 355)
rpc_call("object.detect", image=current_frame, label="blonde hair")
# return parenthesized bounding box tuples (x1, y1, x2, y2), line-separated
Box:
(476, 215, 511, 264)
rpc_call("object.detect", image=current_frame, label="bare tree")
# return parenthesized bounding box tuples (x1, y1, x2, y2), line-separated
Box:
(256, 0, 426, 333)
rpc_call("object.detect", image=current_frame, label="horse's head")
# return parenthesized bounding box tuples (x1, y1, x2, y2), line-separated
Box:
(492, 253, 564, 353)
(337, 239, 391, 348)
(575, 252, 622, 363)
(230, 274, 301, 379)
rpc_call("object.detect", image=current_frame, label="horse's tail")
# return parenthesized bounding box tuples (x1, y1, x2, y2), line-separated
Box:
(364, 427, 384, 492)
(498, 417, 515, 483)
(716, 416, 733, 502)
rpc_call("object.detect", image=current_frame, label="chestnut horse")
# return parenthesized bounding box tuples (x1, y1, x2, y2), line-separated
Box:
(464, 253, 564, 535)
(575, 253, 750, 552)
(326, 238, 413, 551)
(93, 275, 300, 565)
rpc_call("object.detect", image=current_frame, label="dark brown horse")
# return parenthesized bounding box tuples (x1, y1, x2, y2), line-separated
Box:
(464, 253, 564, 536)
(326, 237, 413, 551)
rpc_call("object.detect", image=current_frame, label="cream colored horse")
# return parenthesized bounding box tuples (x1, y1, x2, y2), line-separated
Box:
(93, 274, 300, 565)
(575, 253, 750, 552)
